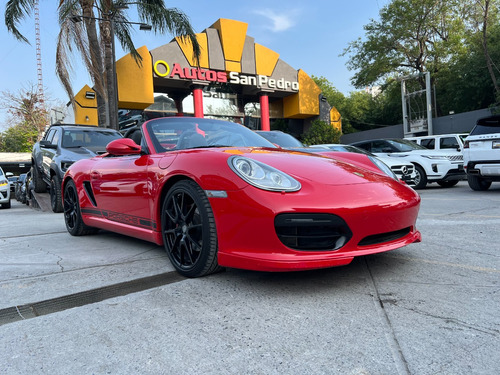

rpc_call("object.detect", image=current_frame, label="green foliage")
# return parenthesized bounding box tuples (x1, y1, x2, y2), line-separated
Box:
(343, 0, 465, 89)
(270, 118, 288, 132)
(0, 87, 47, 152)
(302, 120, 341, 145)
(0, 124, 38, 152)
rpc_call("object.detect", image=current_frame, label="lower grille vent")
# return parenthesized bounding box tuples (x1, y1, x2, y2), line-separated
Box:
(275, 213, 353, 251)
(358, 227, 411, 246)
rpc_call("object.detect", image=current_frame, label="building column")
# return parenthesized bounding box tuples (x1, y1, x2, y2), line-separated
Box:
(174, 97, 184, 117)
(192, 85, 204, 118)
(259, 93, 270, 131)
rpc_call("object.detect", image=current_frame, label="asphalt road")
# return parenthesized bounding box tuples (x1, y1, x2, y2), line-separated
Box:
(0, 181, 499, 374)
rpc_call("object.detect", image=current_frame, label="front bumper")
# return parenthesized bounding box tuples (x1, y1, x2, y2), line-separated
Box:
(210, 180, 421, 272)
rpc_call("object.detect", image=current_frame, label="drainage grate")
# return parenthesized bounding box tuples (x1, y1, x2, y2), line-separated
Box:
(0, 272, 185, 326)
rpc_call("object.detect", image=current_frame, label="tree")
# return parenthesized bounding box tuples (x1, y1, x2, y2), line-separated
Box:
(302, 120, 341, 145)
(343, 0, 464, 90)
(0, 86, 47, 152)
(5, 0, 201, 129)
(460, 0, 500, 100)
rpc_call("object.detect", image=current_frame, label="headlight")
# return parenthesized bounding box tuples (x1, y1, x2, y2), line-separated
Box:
(61, 160, 75, 172)
(0, 181, 8, 187)
(229, 156, 301, 192)
(368, 156, 398, 180)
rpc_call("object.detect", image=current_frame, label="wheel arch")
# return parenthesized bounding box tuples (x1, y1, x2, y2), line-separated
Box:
(155, 175, 198, 229)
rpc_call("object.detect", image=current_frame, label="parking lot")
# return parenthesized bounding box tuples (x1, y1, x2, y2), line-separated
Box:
(1, 181, 499, 374)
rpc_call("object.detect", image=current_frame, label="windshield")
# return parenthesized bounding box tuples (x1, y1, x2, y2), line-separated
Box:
(146, 118, 276, 152)
(387, 139, 427, 152)
(471, 117, 500, 135)
(255, 131, 304, 148)
(62, 129, 122, 149)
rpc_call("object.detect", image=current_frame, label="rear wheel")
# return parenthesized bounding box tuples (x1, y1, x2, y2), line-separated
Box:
(413, 164, 427, 189)
(467, 174, 492, 191)
(437, 180, 459, 188)
(32, 166, 47, 193)
(161, 180, 221, 277)
(63, 179, 97, 235)
(50, 174, 63, 213)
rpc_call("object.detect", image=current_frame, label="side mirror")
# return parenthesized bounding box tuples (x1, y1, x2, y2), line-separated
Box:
(39, 140, 57, 149)
(106, 138, 142, 156)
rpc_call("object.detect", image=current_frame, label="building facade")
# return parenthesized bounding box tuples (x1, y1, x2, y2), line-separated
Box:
(72, 18, 341, 135)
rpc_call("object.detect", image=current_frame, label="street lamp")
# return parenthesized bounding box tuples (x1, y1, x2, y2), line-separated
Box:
(70, 12, 151, 129)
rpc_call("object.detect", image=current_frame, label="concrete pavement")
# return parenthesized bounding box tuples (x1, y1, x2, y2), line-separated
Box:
(1, 182, 499, 374)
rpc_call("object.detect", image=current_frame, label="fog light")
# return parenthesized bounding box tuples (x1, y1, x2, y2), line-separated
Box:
(432, 164, 438, 173)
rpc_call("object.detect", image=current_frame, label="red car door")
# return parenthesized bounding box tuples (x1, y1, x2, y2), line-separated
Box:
(90, 154, 152, 222)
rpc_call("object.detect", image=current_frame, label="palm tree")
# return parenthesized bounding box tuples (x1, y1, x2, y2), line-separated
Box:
(5, 0, 201, 129)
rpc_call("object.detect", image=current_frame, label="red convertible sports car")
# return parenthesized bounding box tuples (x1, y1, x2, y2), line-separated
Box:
(62, 117, 421, 277)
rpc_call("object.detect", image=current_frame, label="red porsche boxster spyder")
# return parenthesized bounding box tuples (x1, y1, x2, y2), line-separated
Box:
(62, 117, 421, 277)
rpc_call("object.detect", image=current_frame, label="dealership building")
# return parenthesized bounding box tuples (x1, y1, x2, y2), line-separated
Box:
(72, 18, 341, 135)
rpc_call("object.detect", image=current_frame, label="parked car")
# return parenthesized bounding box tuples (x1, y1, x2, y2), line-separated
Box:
(255, 130, 304, 148)
(6, 173, 18, 192)
(14, 173, 27, 203)
(350, 138, 465, 189)
(406, 134, 468, 153)
(0, 167, 11, 209)
(31, 124, 122, 213)
(463, 115, 500, 191)
(310, 144, 417, 186)
(256, 131, 405, 182)
(63, 117, 421, 278)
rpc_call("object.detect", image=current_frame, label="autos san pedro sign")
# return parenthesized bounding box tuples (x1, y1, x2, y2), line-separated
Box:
(153, 61, 299, 92)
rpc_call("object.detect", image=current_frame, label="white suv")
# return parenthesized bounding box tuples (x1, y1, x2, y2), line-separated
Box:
(406, 134, 467, 154)
(350, 138, 465, 189)
(463, 115, 500, 191)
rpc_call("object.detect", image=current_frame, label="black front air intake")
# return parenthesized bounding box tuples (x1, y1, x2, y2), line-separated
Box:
(358, 227, 411, 246)
(274, 213, 353, 251)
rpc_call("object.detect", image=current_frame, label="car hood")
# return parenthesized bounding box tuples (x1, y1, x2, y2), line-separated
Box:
(62, 147, 105, 160)
(224, 148, 394, 186)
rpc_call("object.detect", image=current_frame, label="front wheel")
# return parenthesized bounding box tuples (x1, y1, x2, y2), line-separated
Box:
(63, 179, 97, 235)
(467, 174, 492, 191)
(161, 180, 221, 277)
(50, 174, 63, 213)
(413, 164, 428, 189)
(32, 165, 47, 193)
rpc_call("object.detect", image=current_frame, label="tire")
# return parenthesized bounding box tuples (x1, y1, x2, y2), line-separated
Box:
(50, 174, 64, 213)
(413, 164, 428, 189)
(437, 180, 459, 188)
(32, 165, 47, 193)
(63, 179, 97, 235)
(161, 180, 222, 277)
(467, 174, 492, 191)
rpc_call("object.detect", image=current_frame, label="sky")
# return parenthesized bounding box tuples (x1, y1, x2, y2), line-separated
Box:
(0, 0, 390, 129)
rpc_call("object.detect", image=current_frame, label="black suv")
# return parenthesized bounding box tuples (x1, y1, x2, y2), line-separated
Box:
(31, 124, 122, 212)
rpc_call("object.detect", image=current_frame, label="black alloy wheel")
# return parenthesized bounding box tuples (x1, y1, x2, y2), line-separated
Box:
(161, 180, 221, 277)
(50, 174, 64, 213)
(63, 179, 96, 236)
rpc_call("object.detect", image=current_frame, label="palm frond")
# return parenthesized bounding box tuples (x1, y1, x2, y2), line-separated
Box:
(5, 0, 37, 44)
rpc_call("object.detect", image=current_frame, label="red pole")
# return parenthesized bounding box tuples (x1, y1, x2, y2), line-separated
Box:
(193, 86, 204, 118)
(260, 93, 270, 131)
